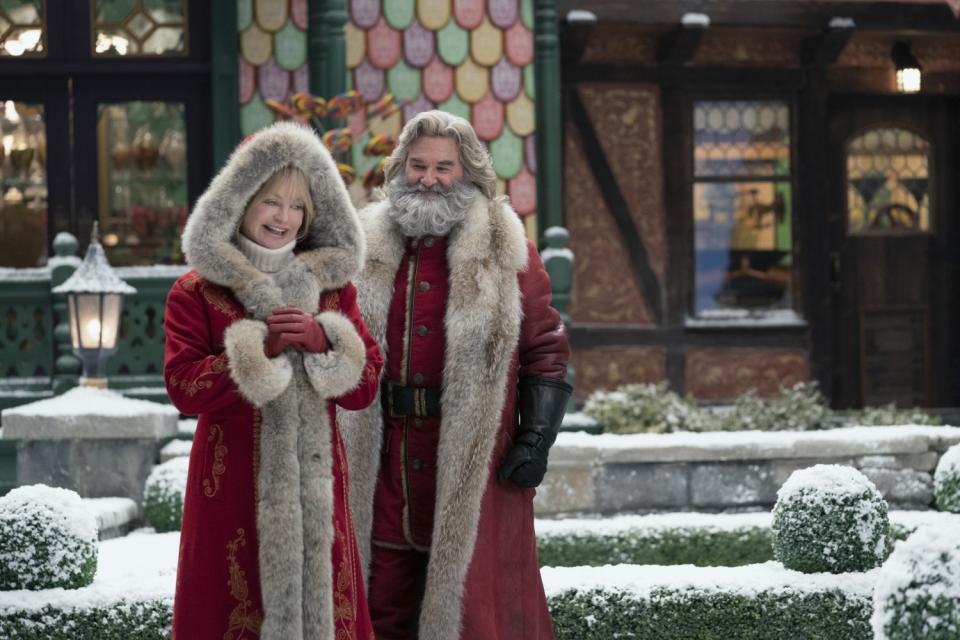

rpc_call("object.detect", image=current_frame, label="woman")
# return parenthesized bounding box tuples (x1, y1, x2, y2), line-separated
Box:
(164, 121, 382, 639)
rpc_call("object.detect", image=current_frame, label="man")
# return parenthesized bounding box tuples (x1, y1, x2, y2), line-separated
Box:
(339, 110, 572, 640)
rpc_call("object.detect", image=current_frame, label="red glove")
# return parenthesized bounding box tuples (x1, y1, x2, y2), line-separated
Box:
(267, 307, 329, 354)
(264, 325, 300, 358)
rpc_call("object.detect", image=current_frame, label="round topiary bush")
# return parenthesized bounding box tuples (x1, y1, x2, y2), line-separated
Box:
(143, 457, 189, 533)
(934, 444, 960, 514)
(772, 464, 889, 574)
(0, 484, 98, 590)
(871, 524, 960, 639)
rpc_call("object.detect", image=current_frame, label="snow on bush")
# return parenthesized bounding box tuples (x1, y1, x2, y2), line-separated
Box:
(729, 382, 830, 431)
(583, 382, 707, 434)
(871, 524, 960, 640)
(772, 465, 889, 574)
(143, 457, 189, 533)
(846, 403, 940, 427)
(0, 485, 98, 590)
(934, 444, 960, 514)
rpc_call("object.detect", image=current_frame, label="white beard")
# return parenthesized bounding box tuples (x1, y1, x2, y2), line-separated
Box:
(385, 176, 478, 238)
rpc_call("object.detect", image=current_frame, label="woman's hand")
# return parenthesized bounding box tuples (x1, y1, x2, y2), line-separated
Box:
(267, 307, 329, 353)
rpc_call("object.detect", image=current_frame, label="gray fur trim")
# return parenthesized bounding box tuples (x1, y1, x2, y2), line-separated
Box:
(303, 311, 367, 398)
(338, 194, 527, 638)
(182, 121, 364, 319)
(223, 320, 292, 407)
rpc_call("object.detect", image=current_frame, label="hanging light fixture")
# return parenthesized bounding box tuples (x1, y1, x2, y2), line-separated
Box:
(52, 222, 137, 388)
(892, 41, 922, 94)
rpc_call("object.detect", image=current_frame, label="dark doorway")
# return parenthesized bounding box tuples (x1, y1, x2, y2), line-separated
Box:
(827, 96, 959, 408)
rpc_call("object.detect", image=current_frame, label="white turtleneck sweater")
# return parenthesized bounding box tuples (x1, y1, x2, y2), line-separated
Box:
(237, 233, 296, 274)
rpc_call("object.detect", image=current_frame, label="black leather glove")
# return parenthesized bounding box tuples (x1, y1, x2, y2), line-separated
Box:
(497, 377, 573, 488)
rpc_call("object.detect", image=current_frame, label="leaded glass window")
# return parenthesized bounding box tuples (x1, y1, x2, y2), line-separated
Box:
(0, 100, 47, 267)
(692, 101, 795, 318)
(846, 128, 930, 234)
(0, 0, 44, 57)
(92, 0, 187, 57)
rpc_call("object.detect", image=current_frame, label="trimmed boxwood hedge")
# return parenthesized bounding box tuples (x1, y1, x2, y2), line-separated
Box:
(549, 587, 873, 639)
(538, 526, 774, 567)
(0, 600, 171, 639)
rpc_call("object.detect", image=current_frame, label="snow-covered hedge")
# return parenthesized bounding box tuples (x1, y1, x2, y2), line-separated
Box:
(0, 601, 171, 639)
(872, 524, 960, 640)
(546, 563, 876, 639)
(0, 485, 98, 591)
(143, 457, 189, 533)
(772, 465, 889, 574)
(934, 444, 960, 513)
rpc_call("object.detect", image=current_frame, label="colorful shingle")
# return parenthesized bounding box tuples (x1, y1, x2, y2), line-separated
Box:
(384, 0, 415, 29)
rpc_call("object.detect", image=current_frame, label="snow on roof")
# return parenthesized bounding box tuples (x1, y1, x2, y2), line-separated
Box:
(777, 464, 878, 502)
(0, 531, 178, 613)
(541, 561, 879, 599)
(52, 240, 136, 295)
(3, 386, 179, 418)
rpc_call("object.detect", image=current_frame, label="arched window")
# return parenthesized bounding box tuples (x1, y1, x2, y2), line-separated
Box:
(846, 128, 931, 234)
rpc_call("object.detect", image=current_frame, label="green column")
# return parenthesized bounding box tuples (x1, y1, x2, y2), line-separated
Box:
(51, 232, 81, 394)
(534, 0, 563, 243)
(211, 1, 240, 170)
(309, 0, 348, 103)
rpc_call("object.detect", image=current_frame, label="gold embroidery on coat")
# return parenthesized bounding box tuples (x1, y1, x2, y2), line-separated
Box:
(333, 434, 359, 638)
(224, 528, 262, 639)
(204, 286, 242, 320)
(252, 409, 261, 505)
(324, 290, 340, 311)
(203, 424, 227, 498)
(170, 353, 228, 397)
(180, 271, 202, 291)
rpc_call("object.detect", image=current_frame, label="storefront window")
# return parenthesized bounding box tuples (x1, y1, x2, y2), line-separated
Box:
(92, 0, 187, 56)
(97, 101, 187, 265)
(692, 100, 794, 318)
(0, 100, 47, 267)
(0, 0, 44, 57)
(847, 127, 930, 234)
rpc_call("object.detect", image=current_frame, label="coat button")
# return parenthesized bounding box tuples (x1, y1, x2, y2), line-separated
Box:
(413, 373, 424, 384)
(412, 458, 423, 471)
(413, 418, 423, 428)
(423, 236, 435, 247)
(416, 325, 428, 336)
(419, 281, 430, 292)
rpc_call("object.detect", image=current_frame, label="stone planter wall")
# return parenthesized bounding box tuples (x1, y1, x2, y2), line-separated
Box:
(534, 426, 960, 515)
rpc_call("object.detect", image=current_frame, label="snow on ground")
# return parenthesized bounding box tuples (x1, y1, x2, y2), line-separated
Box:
(555, 425, 960, 451)
(541, 561, 880, 598)
(0, 530, 178, 613)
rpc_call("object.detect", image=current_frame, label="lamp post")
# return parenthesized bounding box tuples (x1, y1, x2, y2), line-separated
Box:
(52, 222, 136, 388)
(892, 41, 922, 94)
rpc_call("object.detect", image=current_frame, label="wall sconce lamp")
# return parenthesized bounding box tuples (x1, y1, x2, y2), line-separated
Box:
(892, 41, 922, 94)
(52, 222, 136, 388)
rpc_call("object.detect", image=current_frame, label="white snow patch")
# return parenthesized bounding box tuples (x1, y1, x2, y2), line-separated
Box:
(178, 419, 197, 436)
(829, 16, 856, 28)
(3, 386, 179, 418)
(566, 9, 597, 24)
(146, 457, 189, 494)
(541, 247, 574, 263)
(2, 485, 98, 542)
(935, 444, 960, 484)
(537, 511, 772, 537)
(562, 412, 598, 429)
(83, 497, 138, 533)
(686, 309, 806, 328)
(115, 265, 189, 279)
(160, 439, 192, 459)
(777, 464, 878, 502)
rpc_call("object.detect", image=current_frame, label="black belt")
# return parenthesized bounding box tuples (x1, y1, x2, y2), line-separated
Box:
(383, 381, 442, 418)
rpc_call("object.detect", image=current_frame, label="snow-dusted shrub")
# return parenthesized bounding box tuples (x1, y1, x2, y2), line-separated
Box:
(725, 382, 830, 431)
(0, 601, 172, 639)
(772, 465, 889, 574)
(0, 485, 98, 590)
(871, 524, 960, 640)
(934, 445, 960, 513)
(143, 457, 189, 533)
(583, 382, 706, 434)
(844, 403, 940, 426)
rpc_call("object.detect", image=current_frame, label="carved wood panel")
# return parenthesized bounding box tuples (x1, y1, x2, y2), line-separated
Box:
(573, 346, 666, 402)
(685, 348, 808, 400)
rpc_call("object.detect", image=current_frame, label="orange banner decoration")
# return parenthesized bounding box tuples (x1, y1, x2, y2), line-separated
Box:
(337, 162, 357, 185)
(364, 134, 396, 157)
(291, 92, 326, 118)
(322, 128, 353, 153)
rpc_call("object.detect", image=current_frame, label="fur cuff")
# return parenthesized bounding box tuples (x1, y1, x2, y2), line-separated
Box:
(223, 319, 293, 407)
(303, 312, 366, 398)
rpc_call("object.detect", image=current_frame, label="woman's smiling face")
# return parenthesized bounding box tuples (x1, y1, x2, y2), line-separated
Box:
(240, 171, 311, 249)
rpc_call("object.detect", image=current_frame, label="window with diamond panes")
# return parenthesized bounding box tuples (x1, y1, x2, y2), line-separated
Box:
(693, 101, 794, 316)
(846, 128, 930, 235)
(92, 0, 187, 57)
(0, 0, 43, 57)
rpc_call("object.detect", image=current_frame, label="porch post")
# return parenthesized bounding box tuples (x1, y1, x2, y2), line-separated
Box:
(210, 0, 239, 170)
(309, 0, 348, 106)
(534, 0, 564, 244)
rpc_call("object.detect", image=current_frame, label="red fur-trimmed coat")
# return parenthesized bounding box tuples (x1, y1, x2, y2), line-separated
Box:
(165, 275, 382, 639)
(339, 194, 570, 640)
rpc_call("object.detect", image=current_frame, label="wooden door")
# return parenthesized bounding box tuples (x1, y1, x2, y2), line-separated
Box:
(828, 96, 959, 408)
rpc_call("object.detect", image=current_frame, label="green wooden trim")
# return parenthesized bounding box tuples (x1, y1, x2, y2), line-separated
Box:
(309, 0, 348, 107)
(534, 0, 564, 244)
(211, 0, 240, 170)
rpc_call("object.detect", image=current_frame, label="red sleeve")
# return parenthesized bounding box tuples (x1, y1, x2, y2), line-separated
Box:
(163, 278, 244, 415)
(518, 241, 570, 380)
(333, 282, 384, 411)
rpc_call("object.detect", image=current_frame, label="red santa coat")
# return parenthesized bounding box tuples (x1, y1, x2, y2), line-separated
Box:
(339, 194, 570, 640)
(168, 121, 383, 639)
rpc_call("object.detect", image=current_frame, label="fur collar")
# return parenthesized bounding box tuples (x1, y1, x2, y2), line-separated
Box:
(340, 193, 528, 640)
(181, 122, 365, 319)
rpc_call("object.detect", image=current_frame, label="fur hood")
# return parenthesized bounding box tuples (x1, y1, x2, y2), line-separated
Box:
(182, 121, 365, 318)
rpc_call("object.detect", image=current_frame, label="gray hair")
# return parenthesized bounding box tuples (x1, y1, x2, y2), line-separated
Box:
(383, 110, 498, 199)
